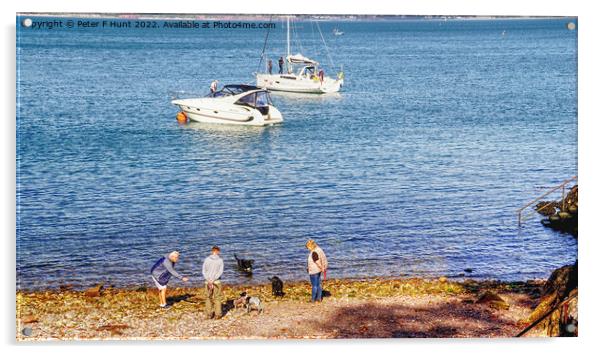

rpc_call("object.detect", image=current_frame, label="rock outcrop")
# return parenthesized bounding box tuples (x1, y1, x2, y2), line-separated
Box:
(538, 185, 578, 237)
(476, 290, 510, 310)
(525, 262, 578, 336)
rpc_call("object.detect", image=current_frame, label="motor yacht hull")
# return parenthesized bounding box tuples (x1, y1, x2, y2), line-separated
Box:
(172, 98, 283, 126)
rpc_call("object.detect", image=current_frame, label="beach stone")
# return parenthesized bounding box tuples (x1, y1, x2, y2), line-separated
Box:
(85, 284, 104, 297)
(565, 185, 578, 207)
(462, 279, 480, 293)
(59, 284, 73, 292)
(97, 324, 129, 336)
(438, 276, 447, 283)
(21, 314, 38, 324)
(476, 290, 509, 310)
(21, 327, 33, 336)
(535, 201, 557, 216)
(540, 185, 578, 237)
(529, 288, 541, 299)
(489, 300, 510, 310)
(542, 262, 577, 299)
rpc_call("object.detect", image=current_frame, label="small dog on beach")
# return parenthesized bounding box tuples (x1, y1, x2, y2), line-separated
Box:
(245, 295, 263, 314)
(268, 276, 285, 297)
(234, 254, 254, 274)
(234, 291, 263, 314)
(233, 292, 248, 309)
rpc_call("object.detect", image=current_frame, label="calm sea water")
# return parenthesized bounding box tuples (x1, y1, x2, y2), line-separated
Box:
(16, 17, 578, 290)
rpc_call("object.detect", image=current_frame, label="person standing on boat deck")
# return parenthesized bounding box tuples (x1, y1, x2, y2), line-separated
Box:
(150, 251, 189, 309)
(278, 56, 284, 74)
(267, 59, 273, 74)
(210, 80, 218, 95)
(203, 246, 224, 319)
(306, 239, 328, 303)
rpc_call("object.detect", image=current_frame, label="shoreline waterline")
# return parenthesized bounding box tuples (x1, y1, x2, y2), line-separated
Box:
(16, 274, 547, 294)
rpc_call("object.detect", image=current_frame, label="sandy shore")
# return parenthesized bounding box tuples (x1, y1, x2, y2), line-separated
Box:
(16, 277, 547, 340)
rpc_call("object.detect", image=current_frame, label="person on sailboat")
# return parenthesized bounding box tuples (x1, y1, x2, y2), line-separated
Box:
(210, 80, 218, 95)
(278, 57, 284, 74)
(318, 69, 324, 83)
(267, 59, 273, 74)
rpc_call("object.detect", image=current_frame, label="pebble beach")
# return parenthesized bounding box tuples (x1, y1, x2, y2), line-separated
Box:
(16, 277, 547, 340)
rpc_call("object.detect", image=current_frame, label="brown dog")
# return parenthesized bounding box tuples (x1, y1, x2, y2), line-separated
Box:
(234, 292, 248, 309)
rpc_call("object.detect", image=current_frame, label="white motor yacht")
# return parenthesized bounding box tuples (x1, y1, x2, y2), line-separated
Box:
(171, 85, 283, 126)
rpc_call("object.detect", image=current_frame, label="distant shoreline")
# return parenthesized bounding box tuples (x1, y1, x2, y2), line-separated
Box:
(16, 13, 575, 22)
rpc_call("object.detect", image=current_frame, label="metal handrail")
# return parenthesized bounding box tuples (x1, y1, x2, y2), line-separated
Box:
(517, 176, 577, 226)
(515, 289, 578, 337)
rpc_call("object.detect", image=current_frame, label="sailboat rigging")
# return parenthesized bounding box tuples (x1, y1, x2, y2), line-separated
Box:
(255, 16, 344, 94)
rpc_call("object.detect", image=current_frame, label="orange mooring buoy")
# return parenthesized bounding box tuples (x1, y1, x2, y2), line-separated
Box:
(176, 111, 188, 123)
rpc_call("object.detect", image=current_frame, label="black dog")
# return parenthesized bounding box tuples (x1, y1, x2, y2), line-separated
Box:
(268, 276, 284, 297)
(234, 254, 254, 274)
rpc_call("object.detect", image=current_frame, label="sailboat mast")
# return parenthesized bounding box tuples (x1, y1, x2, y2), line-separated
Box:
(286, 16, 290, 58)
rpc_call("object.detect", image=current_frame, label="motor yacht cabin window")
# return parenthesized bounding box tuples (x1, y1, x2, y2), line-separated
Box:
(256, 91, 271, 107)
(235, 92, 257, 107)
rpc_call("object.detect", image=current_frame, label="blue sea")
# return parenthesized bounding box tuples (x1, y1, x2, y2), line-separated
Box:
(16, 16, 578, 290)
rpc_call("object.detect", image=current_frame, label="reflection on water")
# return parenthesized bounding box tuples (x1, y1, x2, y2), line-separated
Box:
(181, 120, 283, 151)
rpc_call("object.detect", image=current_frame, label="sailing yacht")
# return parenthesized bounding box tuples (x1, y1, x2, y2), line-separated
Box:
(255, 17, 344, 94)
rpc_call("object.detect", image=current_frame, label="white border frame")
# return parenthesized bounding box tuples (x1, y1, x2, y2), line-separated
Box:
(3, 1, 600, 353)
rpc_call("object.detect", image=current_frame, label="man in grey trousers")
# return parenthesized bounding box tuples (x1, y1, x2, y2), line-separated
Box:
(202, 246, 224, 319)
